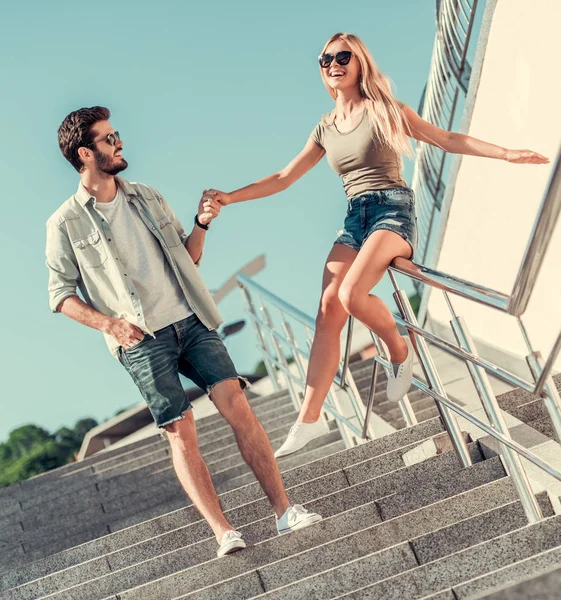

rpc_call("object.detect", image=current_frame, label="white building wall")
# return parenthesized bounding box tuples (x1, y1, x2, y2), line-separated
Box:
(426, 0, 561, 374)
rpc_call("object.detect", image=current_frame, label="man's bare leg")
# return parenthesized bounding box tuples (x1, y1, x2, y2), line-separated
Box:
(165, 411, 234, 542)
(210, 379, 291, 517)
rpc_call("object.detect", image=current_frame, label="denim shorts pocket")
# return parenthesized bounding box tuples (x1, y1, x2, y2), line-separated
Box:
(382, 193, 414, 210)
(122, 334, 150, 355)
(72, 231, 107, 268)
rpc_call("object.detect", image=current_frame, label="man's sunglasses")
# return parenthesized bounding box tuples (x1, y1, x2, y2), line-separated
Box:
(318, 51, 353, 69)
(85, 131, 121, 148)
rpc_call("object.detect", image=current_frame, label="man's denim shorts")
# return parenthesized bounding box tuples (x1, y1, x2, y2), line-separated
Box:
(118, 314, 248, 428)
(334, 187, 418, 257)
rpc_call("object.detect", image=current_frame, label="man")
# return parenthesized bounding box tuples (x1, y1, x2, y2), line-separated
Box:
(46, 106, 321, 557)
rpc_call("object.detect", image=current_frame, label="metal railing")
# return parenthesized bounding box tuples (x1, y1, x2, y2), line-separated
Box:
(412, 0, 479, 269)
(239, 145, 561, 525)
(342, 146, 561, 523)
(237, 275, 375, 448)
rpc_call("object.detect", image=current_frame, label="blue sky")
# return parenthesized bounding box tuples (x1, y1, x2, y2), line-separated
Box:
(0, 0, 441, 441)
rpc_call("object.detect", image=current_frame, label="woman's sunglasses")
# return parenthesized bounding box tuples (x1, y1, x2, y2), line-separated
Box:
(85, 131, 121, 148)
(318, 51, 353, 69)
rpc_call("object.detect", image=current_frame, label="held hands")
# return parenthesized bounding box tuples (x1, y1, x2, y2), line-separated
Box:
(197, 189, 225, 226)
(502, 149, 549, 164)
(106, 317, 145, 350)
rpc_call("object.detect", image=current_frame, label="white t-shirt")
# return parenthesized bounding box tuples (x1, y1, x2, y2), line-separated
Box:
(95, 188, 192, 332)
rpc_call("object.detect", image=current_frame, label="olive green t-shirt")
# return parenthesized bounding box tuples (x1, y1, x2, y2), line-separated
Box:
(310, 110, 408, 199)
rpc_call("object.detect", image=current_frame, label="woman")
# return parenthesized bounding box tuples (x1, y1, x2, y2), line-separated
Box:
(203, 32, 548, 458)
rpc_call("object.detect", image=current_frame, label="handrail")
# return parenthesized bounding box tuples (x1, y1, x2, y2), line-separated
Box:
(237, 273, 372, 446)
(509, 144, 561, 317)
(389, 255, 561, 399)
(389, 259, 510, 312)
(373, 350, 561, 483)
(239, 268, 561, 524)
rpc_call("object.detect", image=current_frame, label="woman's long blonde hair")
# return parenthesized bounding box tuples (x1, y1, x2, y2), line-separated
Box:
(320, 32, 413, 157)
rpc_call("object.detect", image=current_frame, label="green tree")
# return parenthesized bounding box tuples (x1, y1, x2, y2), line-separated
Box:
(0, 418, 99, 488)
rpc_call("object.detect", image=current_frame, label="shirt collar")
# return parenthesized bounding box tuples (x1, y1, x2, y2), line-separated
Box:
(75, 176, 136, 207)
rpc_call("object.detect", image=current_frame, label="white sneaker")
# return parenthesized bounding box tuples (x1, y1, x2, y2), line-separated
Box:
(216, 530, 246, 557)
(274, 419, 328, 459)
(386, 336, 414, 402)
(277, 505, 323, 535)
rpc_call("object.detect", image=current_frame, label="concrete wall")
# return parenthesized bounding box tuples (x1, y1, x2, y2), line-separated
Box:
(425, 0, 561, 376)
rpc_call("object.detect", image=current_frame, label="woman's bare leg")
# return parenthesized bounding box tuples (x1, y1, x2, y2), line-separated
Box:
(298, 244, 357, 424)
(338, 229, 413, 362)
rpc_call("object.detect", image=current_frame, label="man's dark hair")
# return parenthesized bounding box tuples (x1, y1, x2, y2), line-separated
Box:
(58, 106, 111, 172)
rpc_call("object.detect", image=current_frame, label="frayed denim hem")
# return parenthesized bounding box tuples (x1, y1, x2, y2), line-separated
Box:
(158, 404, 194, 430)
(207, 376, 251, 398)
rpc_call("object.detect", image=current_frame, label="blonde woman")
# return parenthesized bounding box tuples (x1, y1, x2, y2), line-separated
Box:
(203, 32, 548, 458)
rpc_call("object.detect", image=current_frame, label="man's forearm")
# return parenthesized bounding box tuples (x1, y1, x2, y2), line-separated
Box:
(185, 224, 206, 264)
(58, 295, 114, 334)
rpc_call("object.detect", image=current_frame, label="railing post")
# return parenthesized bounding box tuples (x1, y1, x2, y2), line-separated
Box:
(390, 277, 473, 468)
(281, 318, 308, 387)
(362, 360, 379, 439)
(261, 305, 302, 412)
(526, 353, 561, 446)
(448, 307, 542, 523)
(518, 319, 561, 445)
(340, 316, 354, 388)
(371, 333, 418, 428)
(240, 285, 281, 391)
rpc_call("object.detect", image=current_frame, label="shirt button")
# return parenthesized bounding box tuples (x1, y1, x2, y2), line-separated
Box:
(137, 313, 140, 317)
(124, 273, 128, 276)
(131, 292, 135, 296)
(108, 238, 112, 242)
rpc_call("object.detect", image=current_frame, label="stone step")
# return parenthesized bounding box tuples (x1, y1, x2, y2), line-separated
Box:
(2, 428, 332, 554)
(510, 399, 548, 424)
(92, 447, 170, 477)
(452, 545, 561, 599)
(195, 393, 293, 431)
(69, 452, 502, 600)
(0, 391, 291, 508)
(0, 420, 445, 574)
(0, 431, 432, 588)
(496, 373, 561, 415)
(171, 490, 551, 600)
(211, 438, 346, 490)
(527, 417, 557, 440)
(6, 410, 304, 530)
(319, 514, 561, 600)
(26, 445, 492, 600)
(0, 435, 163, 503)
(473, 562, 561, 599)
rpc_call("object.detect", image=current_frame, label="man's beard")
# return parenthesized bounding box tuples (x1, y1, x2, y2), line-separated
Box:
(93, 149, 128, 176)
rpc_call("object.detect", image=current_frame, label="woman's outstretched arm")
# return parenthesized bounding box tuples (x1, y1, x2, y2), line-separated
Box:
(401, 104, 549, 164)
(203, 138, 326, 206)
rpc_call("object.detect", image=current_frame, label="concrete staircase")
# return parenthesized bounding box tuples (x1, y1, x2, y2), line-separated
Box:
(350, 358, 442, 430)
(1, 378, 561, 599)
(497, 373, 561, 442)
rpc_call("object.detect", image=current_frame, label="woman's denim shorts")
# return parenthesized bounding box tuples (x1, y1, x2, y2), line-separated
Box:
(118, 314, 248, 428)
(334, 187, 418, 258)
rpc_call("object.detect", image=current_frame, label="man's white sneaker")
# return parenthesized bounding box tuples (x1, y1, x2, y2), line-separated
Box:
(274, 419, 328, 459)
(386, 336, 414, 402)
(216, 530, 246, 557)
(276, 505, 323, 535)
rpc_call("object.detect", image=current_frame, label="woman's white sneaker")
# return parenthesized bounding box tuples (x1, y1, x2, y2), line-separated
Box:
(386, 336, 414, 402)
(216, 530, 246, 557)
(277, 505, 323, 535)
(274, 419, 328, 458)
